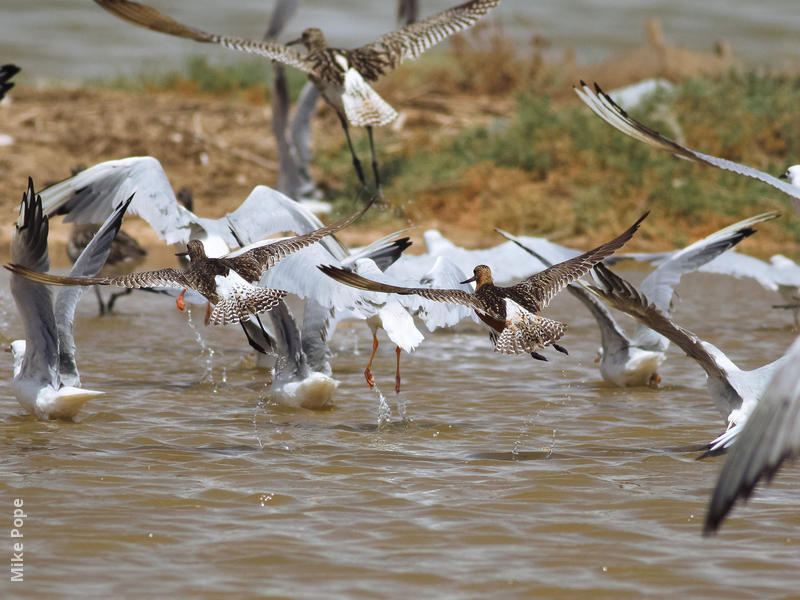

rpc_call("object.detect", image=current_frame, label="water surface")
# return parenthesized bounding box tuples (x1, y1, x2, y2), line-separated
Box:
(2, 269, 798, 597)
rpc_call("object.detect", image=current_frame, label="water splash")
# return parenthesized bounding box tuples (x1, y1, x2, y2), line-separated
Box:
(372, 383, 391, 427)
(185, 306, 217, 384)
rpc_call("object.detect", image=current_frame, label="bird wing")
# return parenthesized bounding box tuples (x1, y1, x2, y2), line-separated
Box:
(344, 230, 412, 271)
(632, 212, 777, 350)
(508, 212, 648, 312)
(94, 0, 314, 74)
(355, 0, 500, 76)
(221, 184, 348, 260)
(588, 263, 743, 417)
(4, 263, 189, 290)
(318, 264, 494, 317)
(34, 156, 194, 245)
(299, 298, 334, 375)
(54, 195, 133, 385)
(229, 195, 375, 271)
(10, 179, 58, 388)
(704, 334, 800, 534)
(574, 81, 800, 215)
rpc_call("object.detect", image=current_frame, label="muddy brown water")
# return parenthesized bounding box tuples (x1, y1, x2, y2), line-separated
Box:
(1, 269, 799, 597)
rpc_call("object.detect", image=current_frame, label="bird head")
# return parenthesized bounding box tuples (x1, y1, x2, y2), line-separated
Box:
(176, 239, 207, 263)
(287, 28, 327, 52)
(460, 265, 493, 288)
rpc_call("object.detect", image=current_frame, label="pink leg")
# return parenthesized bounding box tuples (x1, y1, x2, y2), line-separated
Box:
(364, 332, 379, 388)
(394, 346, 402, 393)
(175, 289, 186, 311)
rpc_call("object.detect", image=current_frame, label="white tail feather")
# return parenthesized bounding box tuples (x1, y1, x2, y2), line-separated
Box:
(342, 69, 398, 126)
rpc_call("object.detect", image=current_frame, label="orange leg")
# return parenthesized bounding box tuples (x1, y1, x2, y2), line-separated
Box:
(204, 301, 212, 326)
(176, 289, 186, 311)
(364, 332, 379, 388)
(394, 346, 402, 393)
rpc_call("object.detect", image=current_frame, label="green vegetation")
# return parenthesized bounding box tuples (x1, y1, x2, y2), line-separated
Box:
(321, 70, 800, 246)
(89, 48, 800, 249)
(92, 55, 308, 101)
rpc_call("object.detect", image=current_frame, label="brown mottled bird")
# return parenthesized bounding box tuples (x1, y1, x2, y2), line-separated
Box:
(6, 197, 375, 326)
(320, 213, 649, 358)
(93, 0, 500, 190)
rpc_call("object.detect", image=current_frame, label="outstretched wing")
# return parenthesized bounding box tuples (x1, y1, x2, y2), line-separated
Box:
(507, 212, 648, 312)
(55, 195, 134, 385)
(228, 195, 376, 272)
(353, 0, 499, 78)
(94, 0, 314, 74)
(574, 81, 800, 214)
(4, 263, 188, 291)
(318, 264, 493, 317)
(704, 335, 800, 534)
(588, 263, 745, 419)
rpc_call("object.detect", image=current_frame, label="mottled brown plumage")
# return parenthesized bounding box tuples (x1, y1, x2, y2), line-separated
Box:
(6, 196, 375, 326)
(320, 212, 648, 354)
(93, 0, 499, 188)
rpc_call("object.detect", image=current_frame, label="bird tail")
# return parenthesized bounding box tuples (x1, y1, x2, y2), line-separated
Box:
(207, 288, 288, 326)
(494, 314, 566, 355)
(342, 69, 398, 127)
(41, 387, 104, 420)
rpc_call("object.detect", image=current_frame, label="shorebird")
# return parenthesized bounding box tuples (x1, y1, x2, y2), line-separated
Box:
(498, 212, 779, 386)
(8, 178, 129, 419)
(320, 213, 648, 358)
(5, 197, 375, 327)
(93, 0, 501, 190)
(704, 334, 800, 534)
(0, 64, 20, 99)
(588, 263, 792, 451)
(574, 81, 800, 216)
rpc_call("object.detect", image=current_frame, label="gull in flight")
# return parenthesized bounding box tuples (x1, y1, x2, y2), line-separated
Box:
(5, 197, 375, 326)
(8, 179, 129, 419)
(498, 212, 778, 386)
(93, 0, 500, 191)
(574, 81, 800, 216)
(588, 263, 792, 451)
(320, 213, 648, 359)
(704, 334, 800, 534)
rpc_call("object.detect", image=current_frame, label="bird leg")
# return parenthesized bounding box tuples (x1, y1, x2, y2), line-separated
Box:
(367, 125, 382, 196)
(338, 115, 367, 188)
(106, 287, 133, 313)
(530, 352, 548, 361)
(175, 289, 186, 311)
(364, 332, 379, 388)
(204, 301, 212, 326)
(93, 285, 106, 316)
(553, 344, 569, 355)
(394, 345, 402, 393)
